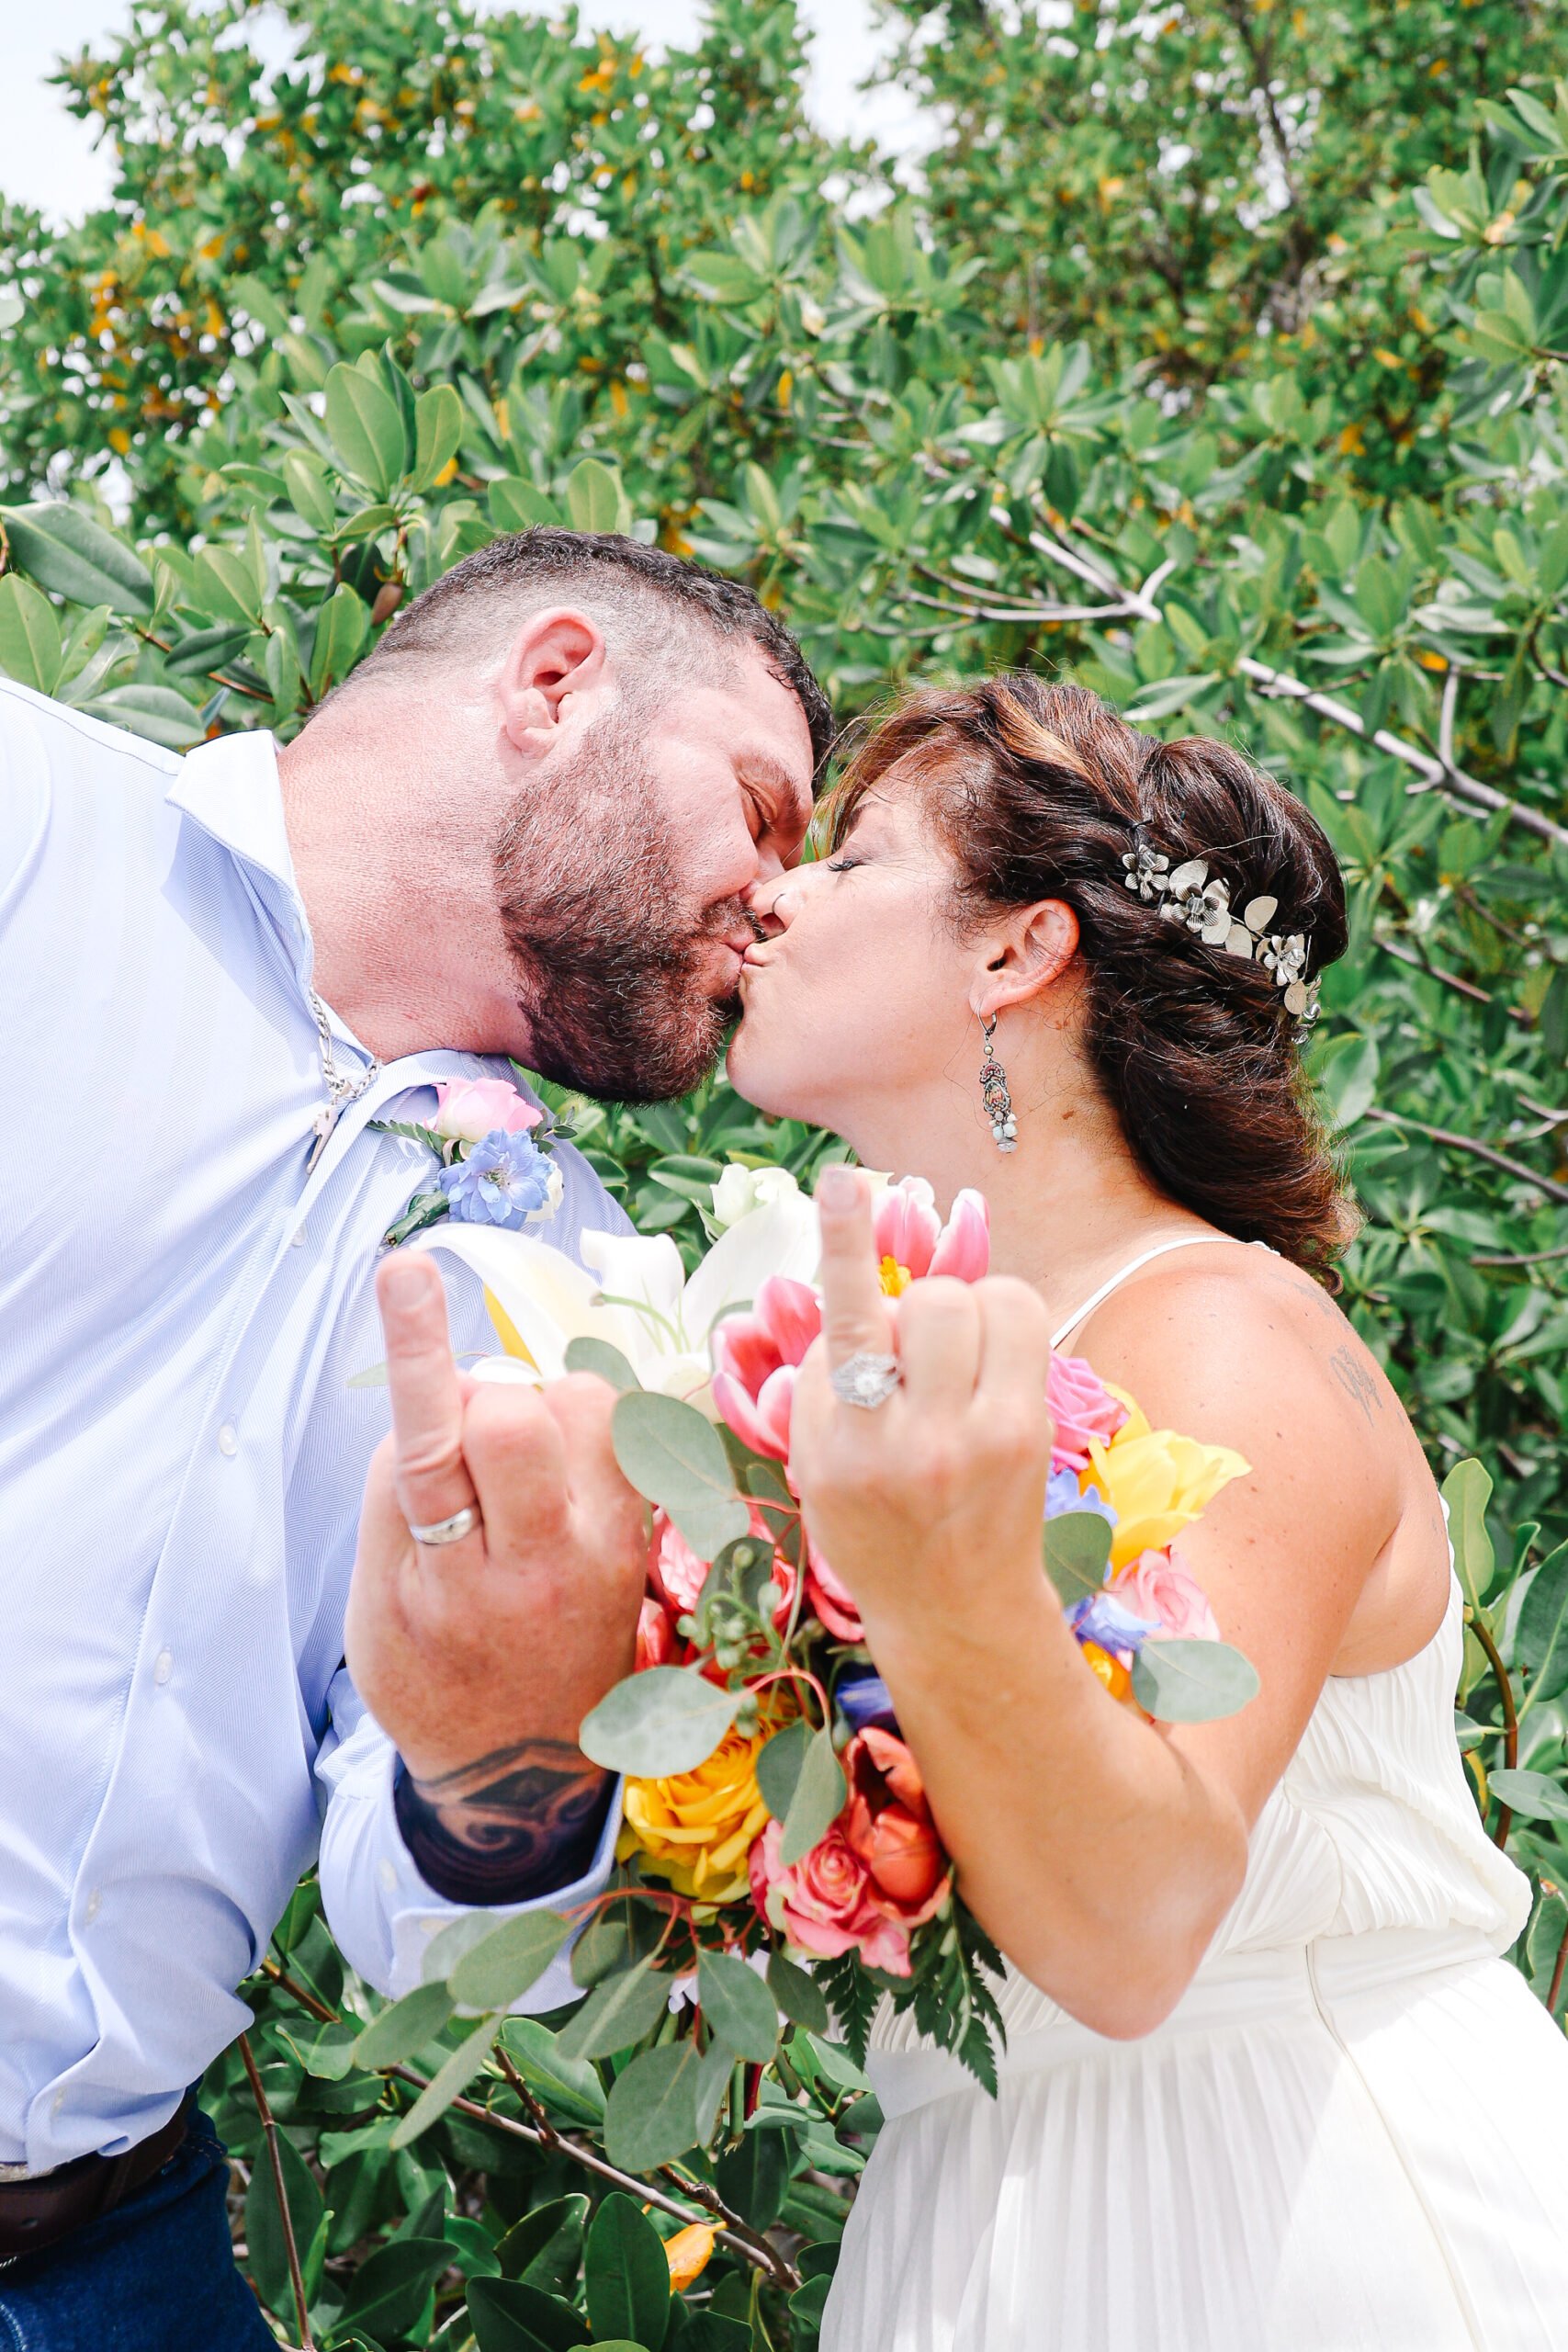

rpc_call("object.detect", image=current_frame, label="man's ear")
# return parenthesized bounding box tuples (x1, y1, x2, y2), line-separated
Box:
(970, 899, 1080, 1023)
(494, 607, 608, 757)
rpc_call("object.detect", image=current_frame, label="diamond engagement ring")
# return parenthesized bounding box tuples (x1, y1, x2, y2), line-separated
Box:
(407, 1504, 482, 1546)
(829, 1352, 902, 1410)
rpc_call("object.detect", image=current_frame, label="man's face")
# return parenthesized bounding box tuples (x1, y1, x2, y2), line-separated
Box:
(493, 647, 816, 1102)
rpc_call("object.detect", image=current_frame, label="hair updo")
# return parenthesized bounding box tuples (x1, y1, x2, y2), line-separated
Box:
(825, 674, 1356, 1275)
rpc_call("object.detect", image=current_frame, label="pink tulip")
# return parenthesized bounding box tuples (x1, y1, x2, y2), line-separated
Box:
(711, 1276, 821, 1463)
(749, 1820, 914, 1976)
(871, 1179, 990, 1283)
(805, 1544, 864, 1643)
(1111, 1544, 1220, 1642)
(431, 1077, 542, 1145)
(1047, 1353, 1129, 1473)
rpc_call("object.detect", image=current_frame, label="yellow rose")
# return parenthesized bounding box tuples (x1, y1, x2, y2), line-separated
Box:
(619, 1721, 773, 1902)
(1086, 1396, 1250, 1571)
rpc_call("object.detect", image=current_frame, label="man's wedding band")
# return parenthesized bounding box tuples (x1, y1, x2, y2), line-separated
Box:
(408, 1505, 481, 1546)
(829, 1352, 902, 1410)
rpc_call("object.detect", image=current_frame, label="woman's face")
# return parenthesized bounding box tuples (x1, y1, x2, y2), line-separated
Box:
(728, 784, 981, 1146)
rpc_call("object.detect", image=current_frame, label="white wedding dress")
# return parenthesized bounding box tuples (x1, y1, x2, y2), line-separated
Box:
(824, 1245, 1568, 2351)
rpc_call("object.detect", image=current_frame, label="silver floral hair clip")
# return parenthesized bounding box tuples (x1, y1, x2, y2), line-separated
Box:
(1121, 842, 1321, 1030)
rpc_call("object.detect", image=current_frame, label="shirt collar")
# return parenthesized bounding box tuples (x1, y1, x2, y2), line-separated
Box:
(166, 729, 297, 897)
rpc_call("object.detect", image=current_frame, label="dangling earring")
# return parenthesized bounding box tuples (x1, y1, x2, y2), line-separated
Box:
(979, 1016, 1017, 1153)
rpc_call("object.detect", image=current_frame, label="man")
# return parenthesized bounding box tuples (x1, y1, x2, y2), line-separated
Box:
(0, 529, 829, 2342)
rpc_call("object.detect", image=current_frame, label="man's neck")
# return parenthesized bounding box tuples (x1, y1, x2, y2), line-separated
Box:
(276, 718, 526, 1063)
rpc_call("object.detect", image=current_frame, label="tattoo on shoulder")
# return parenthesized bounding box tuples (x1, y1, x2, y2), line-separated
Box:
(395, 1738, 613, 1905)
(1328, 1344, 1382, 1429)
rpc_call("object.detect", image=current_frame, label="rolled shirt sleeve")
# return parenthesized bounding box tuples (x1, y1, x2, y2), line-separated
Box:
(315, 1664, 623, 2003)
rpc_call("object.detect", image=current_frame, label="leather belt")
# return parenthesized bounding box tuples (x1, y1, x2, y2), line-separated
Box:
(0, 2100, 191, 2265)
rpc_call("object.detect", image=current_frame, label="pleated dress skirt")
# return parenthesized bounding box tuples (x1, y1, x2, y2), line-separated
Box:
(821, 1927, 1568, 2352)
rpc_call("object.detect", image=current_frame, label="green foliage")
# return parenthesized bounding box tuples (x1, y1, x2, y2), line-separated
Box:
(6, 1, 1568, 2336)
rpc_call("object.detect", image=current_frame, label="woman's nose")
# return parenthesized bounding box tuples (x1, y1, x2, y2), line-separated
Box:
(744, 876, 801, 938)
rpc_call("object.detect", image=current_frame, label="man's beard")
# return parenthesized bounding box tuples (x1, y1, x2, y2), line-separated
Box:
(493, 719, 749, 1103)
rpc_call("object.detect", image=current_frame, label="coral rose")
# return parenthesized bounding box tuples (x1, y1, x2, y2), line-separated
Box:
(843, 1728, 949, 1923)
(748, 1820, 913, 1976)
(1112, 1544, 1221, 1642)
(634, 1595, 679, 1672)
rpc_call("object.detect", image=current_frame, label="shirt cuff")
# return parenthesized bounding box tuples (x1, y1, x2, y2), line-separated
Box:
(371, 1747, 623, 2002)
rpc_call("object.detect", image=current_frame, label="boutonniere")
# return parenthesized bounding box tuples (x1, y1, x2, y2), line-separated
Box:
(376, 1071, 569, 1247)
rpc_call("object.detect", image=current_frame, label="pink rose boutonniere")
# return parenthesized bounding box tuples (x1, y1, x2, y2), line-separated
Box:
(376, 1067, 567, 1246)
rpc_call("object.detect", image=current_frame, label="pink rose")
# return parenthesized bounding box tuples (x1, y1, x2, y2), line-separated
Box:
(843, 1728, 950, 1922)
(1047, 1352, 1128, 1473)
(431, 1077, 542, 1145)
(1111, 1544, 1220, 1642)
(748, 1819, 913, 1976)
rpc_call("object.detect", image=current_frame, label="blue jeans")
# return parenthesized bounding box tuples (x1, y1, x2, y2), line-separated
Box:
(0, 2109, 274, 2351)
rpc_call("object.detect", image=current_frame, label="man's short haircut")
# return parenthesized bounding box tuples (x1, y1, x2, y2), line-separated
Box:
(341, 527, 834, 774)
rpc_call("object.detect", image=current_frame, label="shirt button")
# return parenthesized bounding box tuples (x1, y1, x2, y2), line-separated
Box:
(153, 1649, 173, 1686)
(291, 1228, 306, 1248)
(377, 1860, 397, 1894)
(51, 2091, 65, 2116)
(85, 1890, 101, 1924)
(217, 1422, 238, 1456)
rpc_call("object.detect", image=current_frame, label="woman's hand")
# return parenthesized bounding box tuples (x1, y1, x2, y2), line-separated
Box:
(788, 1166, 1055, 1651)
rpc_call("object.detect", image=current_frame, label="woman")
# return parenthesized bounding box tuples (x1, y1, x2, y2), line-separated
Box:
(727, 678, 1568, 2348)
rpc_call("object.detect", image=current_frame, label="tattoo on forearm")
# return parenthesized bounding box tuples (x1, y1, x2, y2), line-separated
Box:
(396, 1740, 614, 1905)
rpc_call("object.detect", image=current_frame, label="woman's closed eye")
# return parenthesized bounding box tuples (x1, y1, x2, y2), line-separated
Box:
(826, 853, 863, 875)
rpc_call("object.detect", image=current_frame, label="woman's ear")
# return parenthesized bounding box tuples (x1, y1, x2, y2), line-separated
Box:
(494, 606, 608, 757)
(970, 899, 1080, 1023)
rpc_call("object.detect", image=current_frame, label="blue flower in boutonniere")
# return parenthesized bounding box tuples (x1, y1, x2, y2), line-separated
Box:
(436, 1128, 564, 1229)
(375, 1069, 570, 1246)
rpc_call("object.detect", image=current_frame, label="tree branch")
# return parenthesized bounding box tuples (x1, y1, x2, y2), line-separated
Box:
(240, 2031, 315, 2352)
(1362, 1107, 1568, 1205)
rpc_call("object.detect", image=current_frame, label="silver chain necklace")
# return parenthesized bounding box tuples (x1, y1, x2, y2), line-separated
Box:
(306, 987, 381, 1171)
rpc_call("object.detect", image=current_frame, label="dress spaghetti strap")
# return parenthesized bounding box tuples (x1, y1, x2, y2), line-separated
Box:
(1051, 1233, 1248, 1350)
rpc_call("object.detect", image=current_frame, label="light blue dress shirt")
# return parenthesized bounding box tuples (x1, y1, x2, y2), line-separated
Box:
(0, 680, 626, 2177)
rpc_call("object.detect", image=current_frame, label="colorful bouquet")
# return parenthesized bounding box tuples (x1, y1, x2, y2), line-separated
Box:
(410, 1170, 1257, 2168)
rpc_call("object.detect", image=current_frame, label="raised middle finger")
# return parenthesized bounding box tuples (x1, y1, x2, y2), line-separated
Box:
(895, 1276, 983, 1413)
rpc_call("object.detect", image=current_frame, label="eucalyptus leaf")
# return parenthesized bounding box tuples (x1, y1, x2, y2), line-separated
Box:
(498, 2018, 606, 2127)
(1130, 1638, 1260, 1724)
(603, 2040, 705, 2170)
(556, 1956, 673, 2060)
(755, 1718, 812, 1822)
(779, 1727, 848, 1867)
(579, 1666, 742, 1777)
(563, 1336, 643, 1392)
(611, 1390, 750, 1562)
(354, 1980, 456, 2070)
(448, 1910, 572, 2013)
(1043, 1510, 1113, 1605)
(698, 1949, 780, 2061)
(389, 2013, 501, 2148)
(766, 1950, 829, 2034)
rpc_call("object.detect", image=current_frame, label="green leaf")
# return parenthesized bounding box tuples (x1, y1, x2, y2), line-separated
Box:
(448, 1910, 572, 2013)
(755, 1718, 812, 1822)
(698, 1950, 780, 2061)
(412, 382, 464, 490)
(354, 1980, 455, 2070)
(563, 1336, 643, 1392)
(1043, 1510, 1113, 1605)
(556, 1955, 674, 2060)
(1443, 1458, 1496, 1610)
(766, 1950, 829, 2034)
(779, 1728, 847, 1868)
(283, 450, 338, 532)
(310, 582, 370, 697)
(564, 457, 625, 533)
(584, 2191, 671, 2350)
(1130, 1638, 1260, 1724)
(716, 2126, 792, 2231)
(611, 1390, 750, 1563)
(389, 2013, 501, 2147)
(579, 1666, 742, 1778)
(245, 2126, 324, 2320)
(1487, 1768, 1568, 1822)
(0, 503, 154, 617)
(325, 358, 408, 495)
(84, 684, 204, 750)
(1314, 1031, 1381, 1128)
(490, 477, 562, 532)
(603, 2041, 705, 2170)
(338, 2236, 453, 2336)
(468, 2277, 586, 2352)
(498, 2017, 606, 2126)
(495, 2191, 590, 2287)
(1519, 1543, 1568, 1708)
(0, 574, 63, 694)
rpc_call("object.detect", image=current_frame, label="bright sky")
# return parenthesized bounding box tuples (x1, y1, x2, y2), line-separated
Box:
(0, 0, 920, 224)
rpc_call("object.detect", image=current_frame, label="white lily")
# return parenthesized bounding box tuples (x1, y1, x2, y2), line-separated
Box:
(413, 1182, 821, 1408)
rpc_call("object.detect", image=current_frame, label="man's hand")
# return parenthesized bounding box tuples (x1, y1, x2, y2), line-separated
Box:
(346, 1251, 648, 1902)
